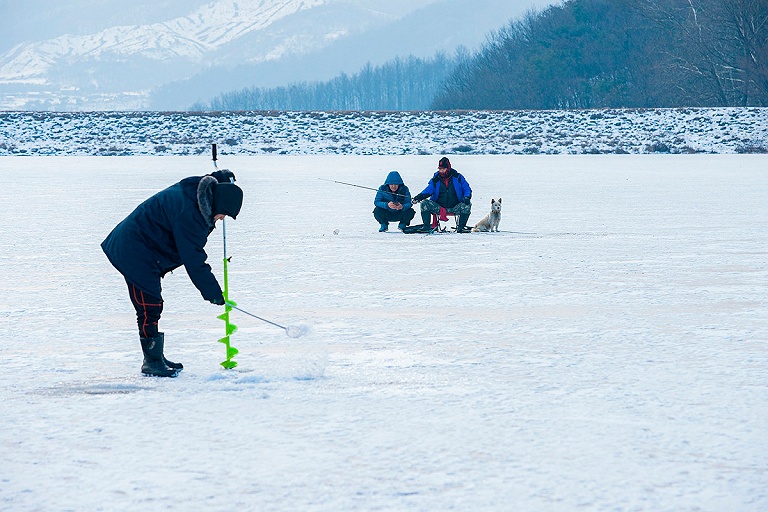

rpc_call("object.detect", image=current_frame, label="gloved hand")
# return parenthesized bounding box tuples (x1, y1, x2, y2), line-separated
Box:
(463, 197, 471, 205)
(210, 295, 225, 306)
(210, 169, 236, 183)
(412, 194, 426, 203)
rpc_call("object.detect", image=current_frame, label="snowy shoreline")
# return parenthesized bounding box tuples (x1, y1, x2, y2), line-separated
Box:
(2, 107, 767, 157)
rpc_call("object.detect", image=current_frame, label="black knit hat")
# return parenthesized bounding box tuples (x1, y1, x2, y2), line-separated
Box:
(212, 182, 243, 219)
(438, 157, 451, 169)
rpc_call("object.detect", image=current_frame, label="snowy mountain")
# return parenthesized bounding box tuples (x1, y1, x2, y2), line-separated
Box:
(0, 0, 360, 109)
(0, 0, 408, 77)
(0, 0, 555, 111)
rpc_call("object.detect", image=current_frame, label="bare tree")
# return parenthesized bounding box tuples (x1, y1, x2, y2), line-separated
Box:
(635, 0, 768, 106)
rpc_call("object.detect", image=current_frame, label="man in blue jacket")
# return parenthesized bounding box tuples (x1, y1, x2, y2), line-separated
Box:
(102, 170, 243, 377)
(373, 170, 415, 232)
(412, 157, 472, 232)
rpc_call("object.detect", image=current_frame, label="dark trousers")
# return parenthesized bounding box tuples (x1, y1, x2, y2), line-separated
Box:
(373, 206, 416, 225)
(127, 280, 163, 339)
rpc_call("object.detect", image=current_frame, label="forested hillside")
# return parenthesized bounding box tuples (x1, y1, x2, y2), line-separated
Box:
(434, 0, 768, 109)
(202, 0, 768, 111)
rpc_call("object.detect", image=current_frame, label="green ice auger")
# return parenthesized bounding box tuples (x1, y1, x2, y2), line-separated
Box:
(217, 253, 239, 369)
(212, 143, 238, 369)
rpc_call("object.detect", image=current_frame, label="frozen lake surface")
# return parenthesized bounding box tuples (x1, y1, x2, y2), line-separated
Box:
(1, 154, 767, 511)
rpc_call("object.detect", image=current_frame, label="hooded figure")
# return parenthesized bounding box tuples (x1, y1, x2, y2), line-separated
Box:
(102, 171, 243, 377)
(373, 170, 415, 232)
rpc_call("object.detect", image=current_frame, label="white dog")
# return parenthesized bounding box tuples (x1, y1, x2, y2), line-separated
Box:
(472, 198, 502, 232)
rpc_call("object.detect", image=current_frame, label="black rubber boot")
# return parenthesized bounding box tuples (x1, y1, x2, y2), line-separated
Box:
(457, 214, 470, 233)
(421, 210, 432, 227)
(157, 333, 183, 371)
(140, 335, 178, 377)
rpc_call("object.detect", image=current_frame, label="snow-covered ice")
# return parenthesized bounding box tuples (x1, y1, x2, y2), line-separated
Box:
(1, 154, 767, 511)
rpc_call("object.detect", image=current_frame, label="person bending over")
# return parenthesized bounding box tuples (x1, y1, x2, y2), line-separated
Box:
(102, 170, 243, 377)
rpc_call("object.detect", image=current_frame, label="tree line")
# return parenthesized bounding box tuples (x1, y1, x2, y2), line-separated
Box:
(200, 0, 767, 111)
(203, 53, 463, 111)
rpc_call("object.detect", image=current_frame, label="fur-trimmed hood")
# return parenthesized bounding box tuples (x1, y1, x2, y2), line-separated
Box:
(197, 175, 217, 228)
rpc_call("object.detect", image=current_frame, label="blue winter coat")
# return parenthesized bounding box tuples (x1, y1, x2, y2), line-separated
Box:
(101, 175, 223, 302)
(374, 171, 413, 211)
(418, 168, 472, 204)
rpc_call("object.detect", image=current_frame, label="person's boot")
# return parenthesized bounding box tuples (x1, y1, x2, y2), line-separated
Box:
(398, 221, 408, 231)
(419, 210, 433, 231)
(140, 335, 178, 377)
(457, 214, 470, 233)
(157, 332, 183, 371)
(379, 222, 388, 232)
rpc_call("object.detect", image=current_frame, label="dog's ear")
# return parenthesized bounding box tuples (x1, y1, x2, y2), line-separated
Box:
(498, 198, 502, 203)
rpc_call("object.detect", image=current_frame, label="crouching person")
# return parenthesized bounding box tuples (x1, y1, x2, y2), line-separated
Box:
(412, 157, 472, 232)
(102, 171, 243, 377)
(373, 170, 415, 232)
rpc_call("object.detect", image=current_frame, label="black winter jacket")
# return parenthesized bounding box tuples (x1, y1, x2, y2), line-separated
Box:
(101, 175, 223, 302)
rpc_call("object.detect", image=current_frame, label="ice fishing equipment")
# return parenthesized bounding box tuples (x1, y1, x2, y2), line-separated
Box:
(318, 178, 409, 200)
(213, 143, 239, 369)
(225, 302, 307, 339)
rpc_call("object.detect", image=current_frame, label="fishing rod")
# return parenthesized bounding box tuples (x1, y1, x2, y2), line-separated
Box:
(318, 178, 410, 201)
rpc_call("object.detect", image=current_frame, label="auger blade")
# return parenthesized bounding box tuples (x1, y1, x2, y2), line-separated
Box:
(220, 231, 238, 369)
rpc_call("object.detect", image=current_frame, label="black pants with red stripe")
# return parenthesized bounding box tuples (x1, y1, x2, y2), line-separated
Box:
(126, 281, 163, 339)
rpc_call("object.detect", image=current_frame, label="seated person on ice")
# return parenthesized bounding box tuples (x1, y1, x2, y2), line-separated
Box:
(412, 157, 472, 232)
(373, 170, 416, 232)
(101, 170, 243, 377)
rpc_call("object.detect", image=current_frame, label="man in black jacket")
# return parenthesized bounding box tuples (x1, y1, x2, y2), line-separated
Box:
(102, 170, 243, 377)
